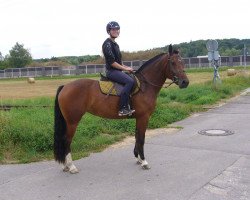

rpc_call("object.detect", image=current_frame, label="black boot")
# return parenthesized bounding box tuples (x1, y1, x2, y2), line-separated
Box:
(118, 108, 132, 116)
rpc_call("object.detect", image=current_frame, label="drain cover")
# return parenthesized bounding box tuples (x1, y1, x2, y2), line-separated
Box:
(198, 129, 234, 136)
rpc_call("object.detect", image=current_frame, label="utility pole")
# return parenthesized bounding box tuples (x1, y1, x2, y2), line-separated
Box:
(244, 44, 246, 69)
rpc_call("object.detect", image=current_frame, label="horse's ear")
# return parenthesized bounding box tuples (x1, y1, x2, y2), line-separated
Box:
(168, 44, 173, 55)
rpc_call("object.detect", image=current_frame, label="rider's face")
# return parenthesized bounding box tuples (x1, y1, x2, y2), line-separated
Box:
(109, 28, 120, 38)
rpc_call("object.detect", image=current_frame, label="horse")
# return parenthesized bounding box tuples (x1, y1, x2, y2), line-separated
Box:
(54, 45, 189, 173)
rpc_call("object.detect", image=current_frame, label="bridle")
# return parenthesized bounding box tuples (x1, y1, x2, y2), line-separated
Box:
(137, 54, 182, 88)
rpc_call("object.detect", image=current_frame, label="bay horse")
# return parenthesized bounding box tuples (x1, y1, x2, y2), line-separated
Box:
(54, 45, 189, 173)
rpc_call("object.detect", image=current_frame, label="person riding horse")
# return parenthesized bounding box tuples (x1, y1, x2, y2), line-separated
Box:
(54, 43, 189, 173)
(102, 21, 135, 116)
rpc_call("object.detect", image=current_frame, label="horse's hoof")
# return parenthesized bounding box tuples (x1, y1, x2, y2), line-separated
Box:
(136, 158, 143, 165)
(69, 167, 79, 174)
(141, 160, 150, 170)
(137, 160, 142, 165)
(63, 166, 70, 172)
(142, 164, 151, 170)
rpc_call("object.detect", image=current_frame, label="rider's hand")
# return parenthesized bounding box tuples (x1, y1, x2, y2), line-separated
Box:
(123, 66, 133, 72)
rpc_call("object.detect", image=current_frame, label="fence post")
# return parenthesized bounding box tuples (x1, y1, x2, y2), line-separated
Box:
(229, 56, 233, 66)
(41, 67, 45, 76)
(75, 65, 79, 75)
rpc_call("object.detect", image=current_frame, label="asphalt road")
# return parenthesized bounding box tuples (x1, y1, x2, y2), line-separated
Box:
(1, 89, 250, 200)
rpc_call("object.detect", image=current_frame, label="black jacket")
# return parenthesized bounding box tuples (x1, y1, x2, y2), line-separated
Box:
(102, 38, 122, 70)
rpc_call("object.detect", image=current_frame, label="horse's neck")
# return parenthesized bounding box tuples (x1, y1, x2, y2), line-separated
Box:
(139, 56, 167, 92)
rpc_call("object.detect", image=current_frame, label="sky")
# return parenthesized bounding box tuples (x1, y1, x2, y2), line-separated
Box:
(0, 0, 249, 59)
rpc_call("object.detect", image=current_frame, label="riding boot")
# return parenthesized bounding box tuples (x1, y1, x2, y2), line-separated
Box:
(118, 107, 132, 116)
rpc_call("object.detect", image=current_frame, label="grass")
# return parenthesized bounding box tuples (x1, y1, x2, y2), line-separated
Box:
(0, 70, 250, 164)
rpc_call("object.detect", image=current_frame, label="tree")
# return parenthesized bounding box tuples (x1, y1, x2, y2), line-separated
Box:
(8, 42, 32, 68)
(0, 51, 4, 61)
(0, 52, 6, 69)
(223, 48, 241, 56)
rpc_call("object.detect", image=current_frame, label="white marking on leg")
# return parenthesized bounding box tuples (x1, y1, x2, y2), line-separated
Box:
(64, 153, 79, 174)
(141, 160, 148, 166)
(141, 159, 151, 170)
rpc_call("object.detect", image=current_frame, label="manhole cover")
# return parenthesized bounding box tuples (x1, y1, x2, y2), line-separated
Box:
(198, 129, 234, 136)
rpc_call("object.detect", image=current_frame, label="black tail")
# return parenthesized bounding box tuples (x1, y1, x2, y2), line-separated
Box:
(54, 85, 67, 163)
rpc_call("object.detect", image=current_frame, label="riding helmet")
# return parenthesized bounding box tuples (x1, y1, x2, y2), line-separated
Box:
(106, 21, 120, 33)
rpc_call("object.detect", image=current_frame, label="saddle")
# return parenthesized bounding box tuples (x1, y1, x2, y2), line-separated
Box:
(99, 73, 140, 96)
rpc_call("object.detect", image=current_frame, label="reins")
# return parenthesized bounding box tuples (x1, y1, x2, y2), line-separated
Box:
(138, 72, 175, 88)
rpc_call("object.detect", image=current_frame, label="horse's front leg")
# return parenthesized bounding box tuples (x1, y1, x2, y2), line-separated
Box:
(134, 116, 150, 170)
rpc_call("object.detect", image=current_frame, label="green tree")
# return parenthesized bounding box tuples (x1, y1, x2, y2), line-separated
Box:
(8, 42, 32, 68)
(223, 48, 241, 56)
(0, 51, 3, 61)
(0, 52, 6, 69)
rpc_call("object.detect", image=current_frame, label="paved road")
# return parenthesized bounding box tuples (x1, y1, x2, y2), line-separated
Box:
(1, 89, 250, 200)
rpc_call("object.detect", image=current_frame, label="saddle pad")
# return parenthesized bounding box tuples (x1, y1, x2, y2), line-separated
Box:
(99, 76, 140, 96)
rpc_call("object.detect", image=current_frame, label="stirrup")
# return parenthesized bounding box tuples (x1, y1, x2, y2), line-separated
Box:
(128, 109, 135, 114)
(127, 105, 135, 115)
(118, 109, 131, 116)
(118, 108, 135, 116)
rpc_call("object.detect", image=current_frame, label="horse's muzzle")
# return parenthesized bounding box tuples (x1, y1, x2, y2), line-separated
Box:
(179, 79, 189, 88)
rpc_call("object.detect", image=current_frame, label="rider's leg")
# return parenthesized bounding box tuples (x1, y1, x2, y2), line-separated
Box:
(106, 70, 135, 115)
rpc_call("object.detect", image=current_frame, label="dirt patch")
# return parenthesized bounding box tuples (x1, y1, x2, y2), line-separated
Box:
(0, 78, 82, 99)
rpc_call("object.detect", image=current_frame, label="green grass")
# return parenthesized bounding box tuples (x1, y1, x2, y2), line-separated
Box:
(1, 75, 250, 163)
(0, 97, 54, 107)
(186, 66, 250, 73)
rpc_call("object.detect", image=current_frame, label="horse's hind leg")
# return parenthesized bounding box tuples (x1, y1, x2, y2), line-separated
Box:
(63, 123, 79, 174)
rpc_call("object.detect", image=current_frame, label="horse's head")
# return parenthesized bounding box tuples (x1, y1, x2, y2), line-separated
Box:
(166, 44, 189, 88)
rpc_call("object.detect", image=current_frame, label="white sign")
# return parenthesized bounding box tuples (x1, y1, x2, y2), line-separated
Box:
(206, 40, 218, 51)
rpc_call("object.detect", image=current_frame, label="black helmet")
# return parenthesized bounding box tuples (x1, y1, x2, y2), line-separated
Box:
(106, 21, 120, 33)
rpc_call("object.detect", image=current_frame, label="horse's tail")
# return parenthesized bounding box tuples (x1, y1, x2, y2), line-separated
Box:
(54, 85, 67, 163)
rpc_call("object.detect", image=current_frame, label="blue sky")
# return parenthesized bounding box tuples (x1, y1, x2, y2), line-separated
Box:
(0, 0, 249, 59)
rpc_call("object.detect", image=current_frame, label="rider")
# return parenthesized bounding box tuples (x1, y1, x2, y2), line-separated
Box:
(102, 21, 135, 116)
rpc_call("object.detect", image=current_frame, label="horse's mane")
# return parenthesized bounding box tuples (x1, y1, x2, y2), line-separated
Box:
(135, 53, 166, 73)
